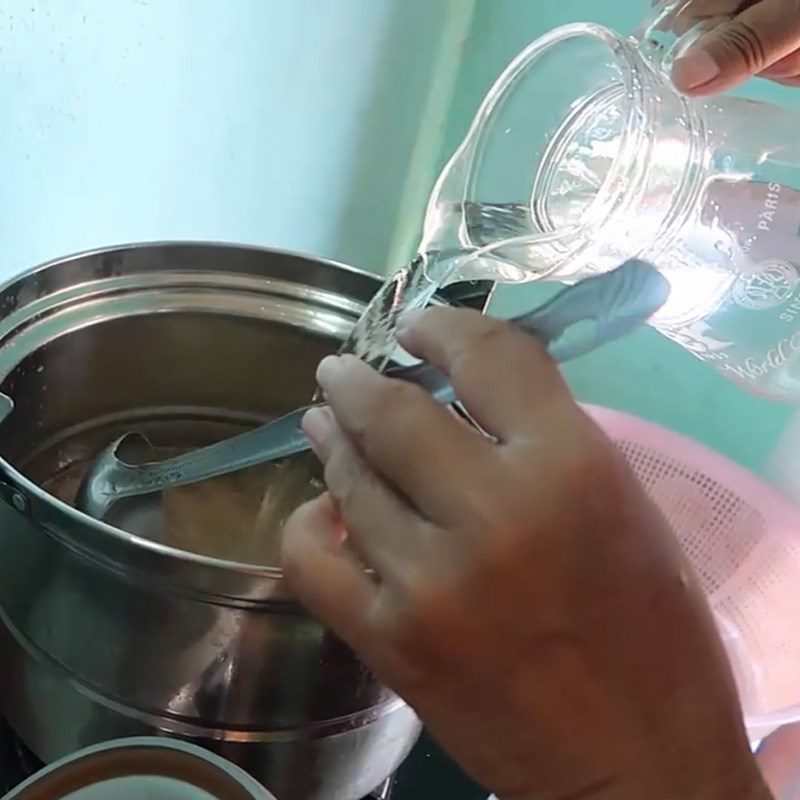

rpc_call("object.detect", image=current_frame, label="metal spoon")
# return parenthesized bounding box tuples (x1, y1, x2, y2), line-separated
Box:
(76, 259, 670, 520)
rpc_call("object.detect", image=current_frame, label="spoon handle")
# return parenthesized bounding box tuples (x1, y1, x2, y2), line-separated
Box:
(389, 258, 669, 404)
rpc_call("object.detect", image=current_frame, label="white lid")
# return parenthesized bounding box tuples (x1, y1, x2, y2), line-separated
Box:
(2, 737, 276, 800)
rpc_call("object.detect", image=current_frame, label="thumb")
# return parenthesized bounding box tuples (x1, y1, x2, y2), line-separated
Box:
(672, 0, 800, 96)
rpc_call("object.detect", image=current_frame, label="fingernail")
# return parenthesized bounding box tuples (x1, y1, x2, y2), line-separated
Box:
(672, 49, 721, 91)
(396, 308, 425, 336)
(316, 355, 343, 388)
(302, 406, 334, 455)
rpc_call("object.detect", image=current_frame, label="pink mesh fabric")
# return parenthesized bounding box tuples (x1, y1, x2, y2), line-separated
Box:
(583, 405, 800, 740)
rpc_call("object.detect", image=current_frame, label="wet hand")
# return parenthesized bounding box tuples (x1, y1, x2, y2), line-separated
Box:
(280, 308, 768, 800)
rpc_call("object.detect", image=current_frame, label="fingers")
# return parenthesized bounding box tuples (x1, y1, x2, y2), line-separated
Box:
(314, 353, 497, 525)
(396, 306, 571, 441)
(305, 307, 573, 547)
(280, 493, 377, 651)
(672, 0, 800, 95)
(302, 405, 437, 570)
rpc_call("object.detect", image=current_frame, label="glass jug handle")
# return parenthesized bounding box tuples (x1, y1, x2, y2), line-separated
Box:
(634, 0, 725, 81)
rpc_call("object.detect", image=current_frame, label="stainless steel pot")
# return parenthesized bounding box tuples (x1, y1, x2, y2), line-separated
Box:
(0, 243, 422, 800)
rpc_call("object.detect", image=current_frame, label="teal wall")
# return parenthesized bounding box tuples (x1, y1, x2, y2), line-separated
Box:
(420, 0, 800, 474)
(0, 0, 471, 277)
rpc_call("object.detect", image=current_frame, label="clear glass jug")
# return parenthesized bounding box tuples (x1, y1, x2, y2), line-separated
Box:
(421, 2, 800, 401)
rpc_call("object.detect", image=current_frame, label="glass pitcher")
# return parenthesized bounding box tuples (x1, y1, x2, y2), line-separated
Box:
(421, 1, 800, 401)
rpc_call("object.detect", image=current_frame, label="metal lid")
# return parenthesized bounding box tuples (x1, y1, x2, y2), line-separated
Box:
(3, 738, 276, 800)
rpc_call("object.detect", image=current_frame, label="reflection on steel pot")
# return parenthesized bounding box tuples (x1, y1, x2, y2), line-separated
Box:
(0, 243, 422, 800)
